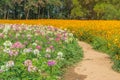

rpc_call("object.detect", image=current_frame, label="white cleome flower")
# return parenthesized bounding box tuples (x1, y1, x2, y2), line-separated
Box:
(32, 43, 37, 46)
(6, 61, 14, 68)
(46, 48, 51, 53)
(23, 48, 32, 54)
(1, 65, 8, 71)
(56, 56, 64, 60)
(69, 33, 73, 37)
(3, 48, 10, 53)
(33, 49, 40, 55)
(57, 52, 64, 60)
(3, 41, 12, 47)
(57, 52, 63, 57)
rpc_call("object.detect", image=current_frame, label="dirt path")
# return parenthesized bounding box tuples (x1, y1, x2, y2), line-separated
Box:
(64, 41, 120, 80)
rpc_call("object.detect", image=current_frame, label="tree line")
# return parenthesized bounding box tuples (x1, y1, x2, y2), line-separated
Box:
(0, 0, 120, 20)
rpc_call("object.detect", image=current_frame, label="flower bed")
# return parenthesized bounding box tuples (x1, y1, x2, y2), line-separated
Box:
(0, 24, 83, 80)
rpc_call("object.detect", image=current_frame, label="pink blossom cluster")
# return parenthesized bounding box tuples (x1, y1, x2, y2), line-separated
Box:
(11, 42, 24, 48)
(24, 60, 37, 72)
(0, 33, 4, 38)
(47, 60, 56, 66)
(46, 46, 54, 53)
(9, 50, 18, 56)
(36, 45, 41, 50)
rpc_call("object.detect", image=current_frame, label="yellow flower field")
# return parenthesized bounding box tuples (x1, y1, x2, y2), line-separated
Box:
(0, 19, 120, 41)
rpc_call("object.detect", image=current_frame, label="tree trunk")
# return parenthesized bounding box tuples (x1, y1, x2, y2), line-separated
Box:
(19, 14, 22, 20)
(42, 8, 44, 18)
(4, 12, 6, 19)
(47, 9, 50, 19)
(38, 6, 40, 19)
(26, 9, 30, 19)
(7, 11, 9, 19)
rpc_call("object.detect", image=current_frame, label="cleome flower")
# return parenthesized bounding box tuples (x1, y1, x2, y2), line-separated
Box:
(47, 60, 56, 66)
(57, 52, 63, 57)
(55, 37, 61, 42)
(50, 45, 54, 50)
(28, 65, 37, 72)
(3, 48, 10, 53)
(0, 69, 3, 73)
(0, 65, 8, 72)
(24, 60, 32, 67)
(45, 53, 51, 58)
(3, 40, 12, 47)
(23, 48, 33, 54)
(33, 49, 40, 55)
(24, 60, 37, 72)
(57, 52, 64, 60)
(11, 41, 24, 49)
(9, 50, 19, 56)
(0, 33, 4, 38)
(46, 48, 51, 53)
(6, 60, 14, 68)
(36, 45, 41, 50)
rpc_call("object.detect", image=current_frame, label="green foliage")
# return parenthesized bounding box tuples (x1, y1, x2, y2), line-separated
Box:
(80, 30, 93, 43)
(113, 59, 120, 72)
(94, 3, 120, 19)
(91, 36, 109, 53)
(71, 0, 85, 19)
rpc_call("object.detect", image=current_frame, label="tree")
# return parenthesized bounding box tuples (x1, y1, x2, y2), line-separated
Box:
(94, 3, 119, 19)
(24, 0, 35, 19)
(44, 0, 62, 18)
(0, 0, 14, 19)
(11, 0, 24, 19)
(71, 0, 85, 19)
(63, 0, 73, 18)
(37, 0, 45, 19)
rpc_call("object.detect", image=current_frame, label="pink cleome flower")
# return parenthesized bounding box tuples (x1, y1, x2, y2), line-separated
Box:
(0, 69, 3, 73)
(56, 34, 62, 38)
(9, 50, 18, 56)
(46, 48, 51, 53)
(6, 60, 14, 68)
(24, 60, 32, 67)
(0, 33, 4, 38)
(24, 60, 37, 72)
(50, 45, 54, 50)
(28, 65, 37, 72)
(36, 45, 41, 50)
(11, 41, 24, 48)
(55, 37, 61, 42)
(47, 60, 56, 66)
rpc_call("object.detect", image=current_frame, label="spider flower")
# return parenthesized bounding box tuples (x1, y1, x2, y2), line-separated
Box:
(24, 60, 32, 67)
(47, 60, 56, 66)
(11, 41, 24, 48)
(9, 50, 18, 56)
(6, 60, 14, 68)
(36, 45, 41, 50)
(28, 65, 37, 72)
(3, 41, 12, 47)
